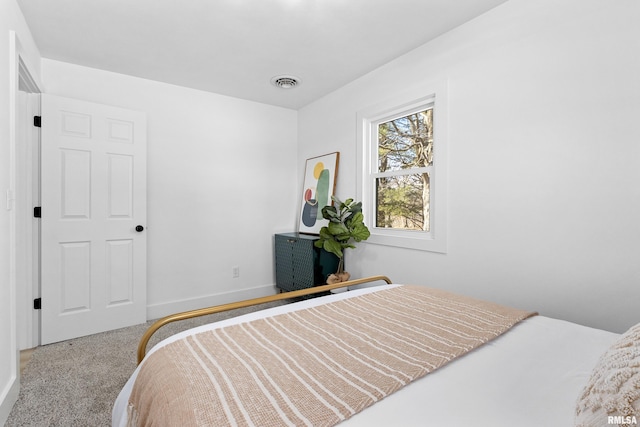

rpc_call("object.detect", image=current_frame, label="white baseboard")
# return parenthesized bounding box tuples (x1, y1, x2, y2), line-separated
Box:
(146, 284, 278, 321)
(0, 376, 19, 426)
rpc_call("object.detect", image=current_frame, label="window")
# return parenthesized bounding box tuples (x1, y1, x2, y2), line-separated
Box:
(357, 81, 448, 253)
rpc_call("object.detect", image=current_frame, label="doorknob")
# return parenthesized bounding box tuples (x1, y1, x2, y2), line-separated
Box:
(135, 225, 144, 232)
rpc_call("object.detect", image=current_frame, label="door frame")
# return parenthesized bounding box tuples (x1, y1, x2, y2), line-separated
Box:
(17, 67, 41, 350)
(13, 43, 41, 351)
(3, 30, 41, 423)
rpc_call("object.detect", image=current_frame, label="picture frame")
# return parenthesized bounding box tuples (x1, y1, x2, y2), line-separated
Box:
(298, 152, 340, 234)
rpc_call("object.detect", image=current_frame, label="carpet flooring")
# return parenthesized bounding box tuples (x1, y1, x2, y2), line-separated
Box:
(6, 299, 291, 427)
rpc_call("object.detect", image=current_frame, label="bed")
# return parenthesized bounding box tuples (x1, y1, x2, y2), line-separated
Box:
(113, 276, 639, 427)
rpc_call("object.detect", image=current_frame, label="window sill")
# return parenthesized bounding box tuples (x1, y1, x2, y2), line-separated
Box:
(366, 231, 447, 253)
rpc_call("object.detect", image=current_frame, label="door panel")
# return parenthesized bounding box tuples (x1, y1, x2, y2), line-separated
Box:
(59, 241, 91, 312)
(60, 149, 91, 218)
(107, 154, 134, 218)
(41, 94, 147, 344)
(106, 239, 134, 305)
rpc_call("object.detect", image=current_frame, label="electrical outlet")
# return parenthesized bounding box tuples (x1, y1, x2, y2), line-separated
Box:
(232, 266, 240, 278)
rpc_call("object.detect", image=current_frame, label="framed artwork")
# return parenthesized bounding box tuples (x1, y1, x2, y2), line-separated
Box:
(298, 152, 340, 234)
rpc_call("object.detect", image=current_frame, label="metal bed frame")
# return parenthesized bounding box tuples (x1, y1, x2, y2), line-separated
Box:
(137, 275, 392, 364)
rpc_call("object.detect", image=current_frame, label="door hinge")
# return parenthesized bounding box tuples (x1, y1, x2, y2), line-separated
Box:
(33, 206, 41, 218)
(33, 298, 41, 310)
(33, 116, 41, 127)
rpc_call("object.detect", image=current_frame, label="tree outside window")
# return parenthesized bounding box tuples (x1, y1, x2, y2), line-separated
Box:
(375, 108, 433, 232)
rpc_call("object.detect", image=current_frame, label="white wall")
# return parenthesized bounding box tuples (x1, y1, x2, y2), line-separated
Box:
(0, 0, 42, 423)
(41, 60, 299, 318)
(298, 0, 640, 333)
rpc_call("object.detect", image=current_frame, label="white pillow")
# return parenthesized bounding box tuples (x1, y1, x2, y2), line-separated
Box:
(575, 322, 640, 427)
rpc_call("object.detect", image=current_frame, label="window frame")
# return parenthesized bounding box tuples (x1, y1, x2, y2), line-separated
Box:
(356, 80, 448, 253)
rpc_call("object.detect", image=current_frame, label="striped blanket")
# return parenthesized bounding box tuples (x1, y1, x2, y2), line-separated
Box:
(127, 285, 535, 426)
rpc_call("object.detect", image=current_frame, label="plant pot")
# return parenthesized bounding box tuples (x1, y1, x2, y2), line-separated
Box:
(326, 271, 351, 285)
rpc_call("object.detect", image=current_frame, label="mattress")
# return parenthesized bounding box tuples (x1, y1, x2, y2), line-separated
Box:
(113, 285, 619, 426)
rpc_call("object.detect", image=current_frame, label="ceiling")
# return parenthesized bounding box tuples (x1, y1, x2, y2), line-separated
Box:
(17, 0, 508, 109)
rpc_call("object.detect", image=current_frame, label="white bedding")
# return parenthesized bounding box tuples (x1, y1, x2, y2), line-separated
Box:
(113, 285, 618, 426)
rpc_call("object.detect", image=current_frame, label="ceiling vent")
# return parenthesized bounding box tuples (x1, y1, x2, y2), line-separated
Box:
(271, 75, 301, 89)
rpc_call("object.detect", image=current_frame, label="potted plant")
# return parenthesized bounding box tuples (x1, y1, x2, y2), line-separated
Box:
(314, 196, 371, 284)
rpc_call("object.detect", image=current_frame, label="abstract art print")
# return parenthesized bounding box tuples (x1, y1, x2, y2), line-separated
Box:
(299, 152, 339, 234)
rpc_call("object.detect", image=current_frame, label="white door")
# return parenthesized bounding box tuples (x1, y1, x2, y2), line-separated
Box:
(41, 94, 147, 345)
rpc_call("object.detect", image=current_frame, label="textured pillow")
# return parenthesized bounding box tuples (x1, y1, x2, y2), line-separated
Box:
(575, 323, 640, 427)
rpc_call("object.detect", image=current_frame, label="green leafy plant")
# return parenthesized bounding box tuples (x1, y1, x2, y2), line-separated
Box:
(314, 196, 371, 276)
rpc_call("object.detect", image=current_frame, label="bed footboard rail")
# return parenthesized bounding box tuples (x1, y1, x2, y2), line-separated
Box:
(137, 275, 392, 364)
